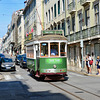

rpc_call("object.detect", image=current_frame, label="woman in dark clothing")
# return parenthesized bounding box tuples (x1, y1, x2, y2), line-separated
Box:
(86, 55, 89, 74)
(96, 56, 100, 75)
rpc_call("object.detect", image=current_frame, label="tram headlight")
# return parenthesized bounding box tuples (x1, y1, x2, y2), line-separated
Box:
(53, 65, 57, 69)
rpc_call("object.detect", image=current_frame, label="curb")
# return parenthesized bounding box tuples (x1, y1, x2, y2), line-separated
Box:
(0, 75, 4, 80)
(67, 70, 100, 77)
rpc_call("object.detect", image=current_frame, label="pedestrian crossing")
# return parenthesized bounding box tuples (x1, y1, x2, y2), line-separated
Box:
(3, 74, 24, 81)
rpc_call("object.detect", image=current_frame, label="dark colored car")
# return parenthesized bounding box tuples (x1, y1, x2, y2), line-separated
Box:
(0, 58, 16, 71)
(20, 56, 27, 68)
(0, 53, 5, 58)
(15, 55, 22, 65)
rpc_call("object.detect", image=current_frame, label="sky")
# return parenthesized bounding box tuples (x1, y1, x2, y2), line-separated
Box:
(0, 0, 25, 38)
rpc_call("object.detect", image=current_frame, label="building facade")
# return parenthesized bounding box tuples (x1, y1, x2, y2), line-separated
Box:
(23, 0, 43, 43)
(44, 0, 100, 72)
(17, 9, 25, 54)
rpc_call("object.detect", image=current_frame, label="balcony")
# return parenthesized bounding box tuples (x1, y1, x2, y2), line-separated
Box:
(80, 0, 90, 6)
(66, 25, 100, 42)
(68, 2, 76, 14)
(25, 32, 33, 43)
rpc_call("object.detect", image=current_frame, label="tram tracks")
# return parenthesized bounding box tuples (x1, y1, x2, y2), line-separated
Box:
(48, 81, 100, 100)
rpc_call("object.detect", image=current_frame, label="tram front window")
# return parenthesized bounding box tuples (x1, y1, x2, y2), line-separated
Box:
(60, 42, 66, 56)
(50, 42, 58, 56)
(41, 43, 48, 56)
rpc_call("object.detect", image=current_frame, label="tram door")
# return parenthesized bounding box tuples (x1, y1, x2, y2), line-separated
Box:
(35, 44, 39, 70)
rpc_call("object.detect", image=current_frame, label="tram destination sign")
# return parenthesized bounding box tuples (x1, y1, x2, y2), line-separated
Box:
(42, 30, 64, 35)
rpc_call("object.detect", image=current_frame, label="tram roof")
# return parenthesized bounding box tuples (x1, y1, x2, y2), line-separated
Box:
(34, 35, 67, 41)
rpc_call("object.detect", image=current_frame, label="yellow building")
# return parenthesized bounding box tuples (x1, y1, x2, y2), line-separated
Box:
(44, 0, 100, 72)
(66, 0, 100, 72)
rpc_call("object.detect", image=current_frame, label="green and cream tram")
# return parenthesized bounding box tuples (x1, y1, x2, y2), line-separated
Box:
(26, 30, 67, 80)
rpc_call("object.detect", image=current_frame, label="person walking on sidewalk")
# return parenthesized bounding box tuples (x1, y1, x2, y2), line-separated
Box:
(86, 55, 89, 74)
(96, 56, 100, 75)
(88, 54, 92, 74)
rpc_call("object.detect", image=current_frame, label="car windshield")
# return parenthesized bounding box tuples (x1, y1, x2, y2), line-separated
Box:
(3, 58, 13, 62)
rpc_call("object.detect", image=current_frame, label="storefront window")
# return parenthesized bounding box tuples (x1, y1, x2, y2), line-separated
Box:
(94, 44, 100, 59)
(60, 42, 66, 56)
(40, 43, 48, 56)
(85, 45, 91, 55)
(50, 42, 59, 56)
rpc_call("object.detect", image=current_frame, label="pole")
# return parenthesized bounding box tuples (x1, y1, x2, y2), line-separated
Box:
(64, 0, 67, 36)
(80, 40, 84, 71)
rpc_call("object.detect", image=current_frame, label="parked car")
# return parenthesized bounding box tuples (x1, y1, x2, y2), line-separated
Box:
(0, 53, 5, 58)
(0, 58, 16, 71)
(15, 55, 22, 65)
(20, 56, 27, 68)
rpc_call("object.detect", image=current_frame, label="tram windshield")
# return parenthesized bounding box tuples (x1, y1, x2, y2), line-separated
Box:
(50, 42, 58, 56)
(41, 43, 48, 56)
(60, 42, 66, 56)
(40, 42, 66, 57)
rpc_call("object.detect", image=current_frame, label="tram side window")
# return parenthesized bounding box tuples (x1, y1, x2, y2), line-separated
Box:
(60, 42, 66, 56)
(50, 42, 59, 56)
(41, 43, 48, 56)
(27, 46, 34, 58)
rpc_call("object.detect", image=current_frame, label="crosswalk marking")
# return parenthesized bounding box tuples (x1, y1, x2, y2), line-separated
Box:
(4, 75, 12, 80)
(15, 74, 24, 79)
(3, 74, 24, 81)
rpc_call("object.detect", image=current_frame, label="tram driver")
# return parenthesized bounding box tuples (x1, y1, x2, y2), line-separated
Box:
(51, 46, 58, 56)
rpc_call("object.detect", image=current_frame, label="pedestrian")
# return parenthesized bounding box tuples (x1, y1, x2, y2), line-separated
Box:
(96, 56, 100, 75)
(88, 54, 92, 74)
(85, 55, 89, 74)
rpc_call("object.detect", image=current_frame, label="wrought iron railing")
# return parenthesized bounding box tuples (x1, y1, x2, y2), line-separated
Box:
(67, 25, 100, 42)
(68, 2, 76, 13)
(80, 0, 90, 6)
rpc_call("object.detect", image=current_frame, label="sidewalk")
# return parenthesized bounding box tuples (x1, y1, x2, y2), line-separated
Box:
(0, 74, 3, 80)
(67, 66, 100, 77)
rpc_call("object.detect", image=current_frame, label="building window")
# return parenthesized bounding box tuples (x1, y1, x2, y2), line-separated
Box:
(94, 44, 100, 60)
(67, 0, 69, 9)
(67, 19, 70, 35)
(94, 3, 99, 25)
(48, 9, 50, 22)
(58, 24, 60, 30)
(62, 0, 65, 11)
(78, 12, 82, 31)
(72, 16, 75, 32)
(62, 22, 65, 36)
(51, 7, 53, 20)
(45, 0, 48, 4)
(58, 0, 60, 15)
(85, 9, 90, 27)
(54, 4, 56, 18)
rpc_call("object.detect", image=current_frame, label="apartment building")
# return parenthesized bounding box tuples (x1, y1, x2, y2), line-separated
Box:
(17, 9, 25, 54)
(44, 0, 66, 35)
(23, 0, 43, 44)
(44, 0, 100, 71)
